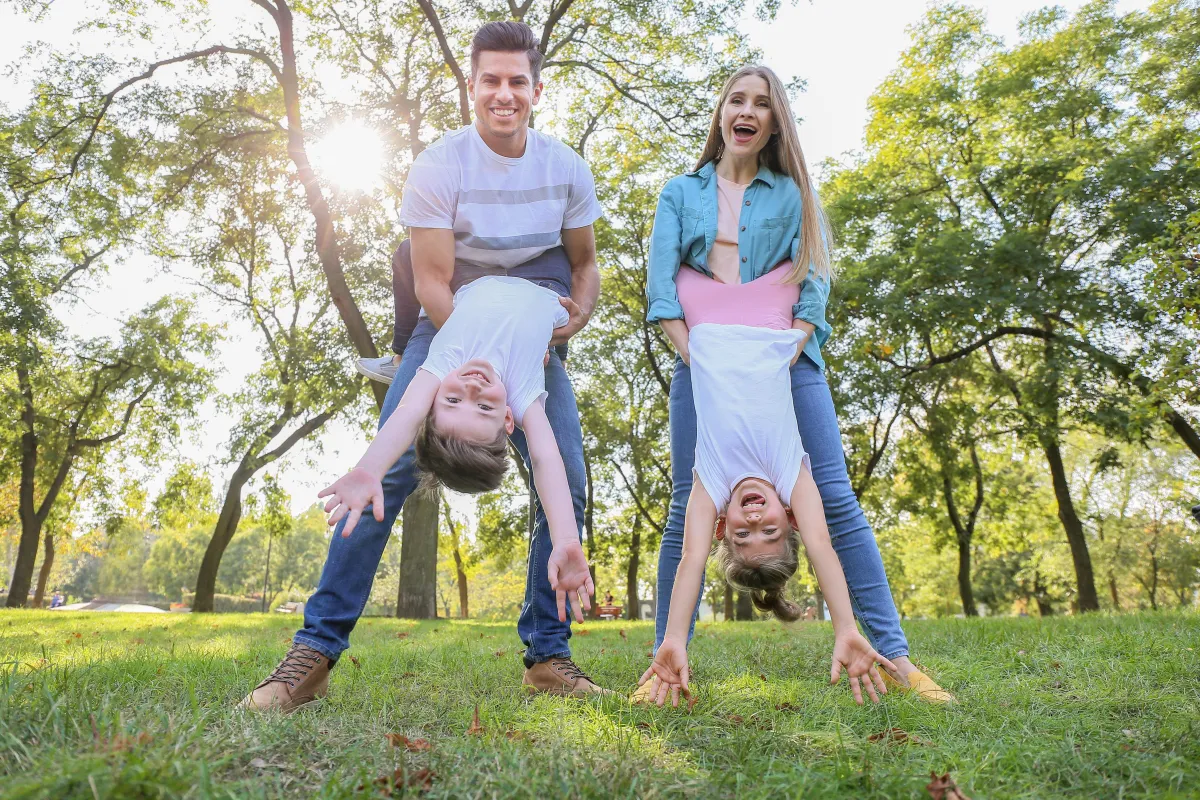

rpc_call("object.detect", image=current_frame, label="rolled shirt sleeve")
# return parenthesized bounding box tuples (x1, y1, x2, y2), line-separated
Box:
(564, 152, 604, 229)
(790, 233, 833, 348)
(646, 180, 686, 322)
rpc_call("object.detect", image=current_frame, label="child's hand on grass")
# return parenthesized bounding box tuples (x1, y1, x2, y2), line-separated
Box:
(638, 637, 690, 707)
(547, 542, 594, 623)
(830, 629, 895, 705)
(318, 467, 384, 538)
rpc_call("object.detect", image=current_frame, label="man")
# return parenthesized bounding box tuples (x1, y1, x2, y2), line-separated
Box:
(241, 21, 607, 712)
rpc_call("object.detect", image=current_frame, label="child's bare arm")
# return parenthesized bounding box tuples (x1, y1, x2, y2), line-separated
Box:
(789, 469, 895, 703)
(319, 371, 440, 537)
(522, 400, 594, 623)
(639, 480, 716, 706)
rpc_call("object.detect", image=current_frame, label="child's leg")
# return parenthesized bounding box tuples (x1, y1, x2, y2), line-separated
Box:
(390, 239, 422, 355)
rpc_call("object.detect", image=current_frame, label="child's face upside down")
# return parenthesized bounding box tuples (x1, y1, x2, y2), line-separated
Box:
(720, 477, 793, 561)
(433, 359, 515, 443)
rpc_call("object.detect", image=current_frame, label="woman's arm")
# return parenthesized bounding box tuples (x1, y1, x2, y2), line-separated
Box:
(646, 182, 687, 323)
(320, 370, 441, 537)
(522, 401, 594, 622)
(659, 319, 691, 365)
(789, 469, 895, 703)
(790, 233, 832, 349)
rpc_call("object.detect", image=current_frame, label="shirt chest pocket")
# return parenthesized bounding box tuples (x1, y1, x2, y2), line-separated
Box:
(679, 207, 706, 262)
(752, 214, 795, 267)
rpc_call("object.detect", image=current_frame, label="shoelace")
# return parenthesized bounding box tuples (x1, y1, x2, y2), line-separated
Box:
(549, 657, 592, 683)
(266, 644, 321, 687)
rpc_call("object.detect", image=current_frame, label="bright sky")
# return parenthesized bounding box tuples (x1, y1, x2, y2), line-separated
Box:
(2, 0, 1149, 516)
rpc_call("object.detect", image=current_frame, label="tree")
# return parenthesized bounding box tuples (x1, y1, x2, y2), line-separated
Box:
(823, 2, 1200, 611)
(169, 140, 360, 613)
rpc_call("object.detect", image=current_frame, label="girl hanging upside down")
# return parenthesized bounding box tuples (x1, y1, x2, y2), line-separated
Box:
(639, 263, 896, 707)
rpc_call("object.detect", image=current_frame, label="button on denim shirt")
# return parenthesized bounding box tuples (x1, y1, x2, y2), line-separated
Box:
(646, 161, 831, 370)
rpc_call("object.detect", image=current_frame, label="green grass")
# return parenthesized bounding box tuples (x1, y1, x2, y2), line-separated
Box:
(1, 611, 1197, 799)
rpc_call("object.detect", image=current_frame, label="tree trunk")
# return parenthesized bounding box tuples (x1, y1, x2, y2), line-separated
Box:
(723, 582, 733, 621)
(736, 590, 754, 621)
(626, 520, 641, 620)
(453, 546, 468, 619)
(1108, 573, 1120, 609)
(32, 533, 54, 608)
(9, 368, 44, 608)
(261, 534, 273, 613)
(1041, 435, 1100, 612)
(1147, 555, 1159, 611)
(584, 452, 598, 618)
(956, 538, 977, 617)
(193, 467, 252, 613)
(396, 491, 439, 619)
(271, 4, 382, 407)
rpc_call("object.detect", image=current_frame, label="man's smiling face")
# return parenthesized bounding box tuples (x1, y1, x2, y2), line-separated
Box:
(468, 49, 541, 145)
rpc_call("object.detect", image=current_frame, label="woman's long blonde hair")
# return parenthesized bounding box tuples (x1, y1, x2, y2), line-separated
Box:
(696, 65, 832, 283)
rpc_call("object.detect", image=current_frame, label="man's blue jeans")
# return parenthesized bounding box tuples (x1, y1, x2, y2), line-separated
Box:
(655, 354, 910, 660)
(295, 274, 586, 665)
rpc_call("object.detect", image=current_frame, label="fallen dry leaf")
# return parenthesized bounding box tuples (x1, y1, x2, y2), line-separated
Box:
(395, 632, 409, 640)
(868, 728, 929, 746)
(727, 714, 744, 724)
(644, 639, 654, 647)
(575, 629, 590, 636)
(249, 758, 268, 769)
(467, 704, 484, 735)
(926, 771, 971, 800)
(400, 671, 416, 678)
(775, 702, 797, 711)
(362, 767, 435, 796)
(619, 629, 627, 639)
(759, 673, 767, 682)
(349, 655, 361, 669)
(1050, 661, 1062, 670)
(680, 686, 698, 712)
(493, 650, 506, 658)
(384, 734, 431, 752)
(505, 730, 537, 742)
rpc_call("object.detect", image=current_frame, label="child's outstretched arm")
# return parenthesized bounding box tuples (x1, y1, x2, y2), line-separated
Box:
(789, 469, 896, 704)
(639, 479, 717, 707)
(319, 371, 441, 538)
(522, 401, 594, 624)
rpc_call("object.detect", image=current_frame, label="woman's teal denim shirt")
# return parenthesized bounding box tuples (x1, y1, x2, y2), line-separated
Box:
(646, 161, 831, 369)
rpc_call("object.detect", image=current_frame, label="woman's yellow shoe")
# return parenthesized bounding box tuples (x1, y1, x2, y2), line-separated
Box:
(882, 669, 956, 704)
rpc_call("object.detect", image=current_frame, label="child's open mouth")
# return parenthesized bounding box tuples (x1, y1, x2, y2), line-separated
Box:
(741, 492, 765, 511)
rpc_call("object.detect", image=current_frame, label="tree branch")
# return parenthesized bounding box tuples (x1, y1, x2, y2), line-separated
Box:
(414, 0, 471, 126)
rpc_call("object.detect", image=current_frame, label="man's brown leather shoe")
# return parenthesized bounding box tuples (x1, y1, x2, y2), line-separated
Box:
(522, 657, 615, 697)
(238, 643, 332, 713)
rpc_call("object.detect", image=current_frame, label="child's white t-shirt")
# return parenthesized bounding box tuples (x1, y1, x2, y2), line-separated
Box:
(418, 276, 568, 426)
(690, 323, 810, 513)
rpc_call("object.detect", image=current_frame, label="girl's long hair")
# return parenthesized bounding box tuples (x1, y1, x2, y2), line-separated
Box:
(695, 65, 832, 284)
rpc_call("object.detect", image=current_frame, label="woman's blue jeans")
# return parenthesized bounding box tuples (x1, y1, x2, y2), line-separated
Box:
(655, 354, 910, 660)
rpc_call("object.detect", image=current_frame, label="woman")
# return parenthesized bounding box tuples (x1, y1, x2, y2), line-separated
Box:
(639, 65, 952, 703)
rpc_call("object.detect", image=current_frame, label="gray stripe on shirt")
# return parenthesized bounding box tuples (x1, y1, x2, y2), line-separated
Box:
(458, 184, 571, 205)
(456, 230, 562, 250)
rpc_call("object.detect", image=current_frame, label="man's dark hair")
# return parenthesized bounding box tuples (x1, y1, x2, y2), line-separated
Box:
(470, 21, 543, 85)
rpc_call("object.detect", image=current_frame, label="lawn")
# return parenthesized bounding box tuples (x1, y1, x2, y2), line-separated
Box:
(1, 610, 1197, 799)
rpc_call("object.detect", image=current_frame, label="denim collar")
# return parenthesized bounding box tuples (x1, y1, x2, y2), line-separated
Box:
(689, 159, 777, 188)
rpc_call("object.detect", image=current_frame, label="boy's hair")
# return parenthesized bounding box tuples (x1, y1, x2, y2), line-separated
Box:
(715, 526, 803, 621)
(470, 21, 544, 84)
(414, 416, 509, 494)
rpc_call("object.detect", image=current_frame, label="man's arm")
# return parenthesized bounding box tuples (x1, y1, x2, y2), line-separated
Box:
(410, 227, 456, 329)
(552, 224, 600, 345)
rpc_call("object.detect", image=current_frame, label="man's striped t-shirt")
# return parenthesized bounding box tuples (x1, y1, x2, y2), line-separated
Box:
(399, 124, 602, 273)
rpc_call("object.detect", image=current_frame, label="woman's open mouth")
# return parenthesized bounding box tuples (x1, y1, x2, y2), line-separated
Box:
(732, 123, 757, 144)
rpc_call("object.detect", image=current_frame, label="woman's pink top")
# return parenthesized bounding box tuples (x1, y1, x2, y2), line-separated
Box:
(676, 262, 799, 331)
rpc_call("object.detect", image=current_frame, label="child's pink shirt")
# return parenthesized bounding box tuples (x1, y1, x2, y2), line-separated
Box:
(676, 262, 799, 330)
